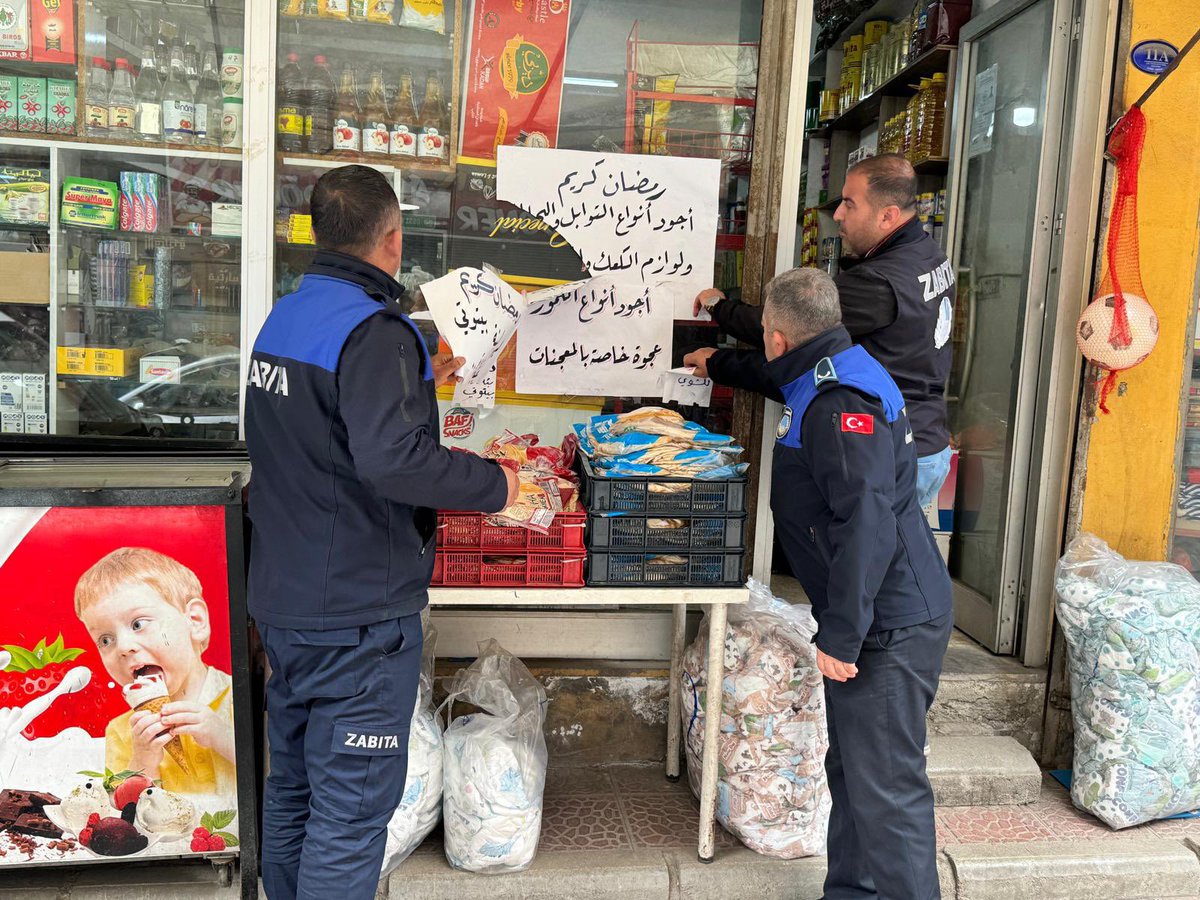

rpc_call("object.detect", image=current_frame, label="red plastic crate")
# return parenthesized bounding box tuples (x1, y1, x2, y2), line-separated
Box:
(431, 551, 586, 587)
(437, 510, 587, 551)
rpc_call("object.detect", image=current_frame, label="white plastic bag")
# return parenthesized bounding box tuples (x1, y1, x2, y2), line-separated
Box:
(441, 640, 548, 874)
(380, 624, 444, 876)
(1055, 533, 1200, 828)
(680, 578, 831, 858)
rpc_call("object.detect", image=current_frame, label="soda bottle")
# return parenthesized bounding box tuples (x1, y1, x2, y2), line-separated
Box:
(389, 70, 418, 157)
(332, 64, 362, 155)
(161, 40, 196, 145)
(194, 48, 223, 148)
(85, 57, 111, 137)
(108, 58, 137, 137)
(135, 40, 163, 142)
(416, 70, 448, 160)
(909, 0, 931, 63)
(362, 70, 390, 154)
(277, 52, 306, 153)
(306, 55, 337, 154)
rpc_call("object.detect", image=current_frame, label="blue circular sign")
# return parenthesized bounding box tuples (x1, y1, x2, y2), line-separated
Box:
(1131, 39, 1178, 75)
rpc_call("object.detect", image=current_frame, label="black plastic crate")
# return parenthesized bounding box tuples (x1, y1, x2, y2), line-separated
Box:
(587, 513, 746, 551)
(579, 457, 748, 515)
(587, 550, 744, 586)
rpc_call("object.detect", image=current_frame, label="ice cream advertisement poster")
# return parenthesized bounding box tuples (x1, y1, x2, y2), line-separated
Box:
(0, 505, 240, 867)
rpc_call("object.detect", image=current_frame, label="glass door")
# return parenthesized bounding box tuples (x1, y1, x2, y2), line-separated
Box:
(944, 0, 1074, 652)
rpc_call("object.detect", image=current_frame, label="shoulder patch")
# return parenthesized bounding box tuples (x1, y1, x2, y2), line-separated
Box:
(841, 413, 874, 435)
(777, 406, 793, 439)
(814, 357, 838, 387)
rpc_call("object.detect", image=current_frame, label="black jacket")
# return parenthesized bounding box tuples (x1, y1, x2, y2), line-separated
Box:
(707, 217, 953, 456)
(768, 326, 952, 662)
(245, 251, 509, 630)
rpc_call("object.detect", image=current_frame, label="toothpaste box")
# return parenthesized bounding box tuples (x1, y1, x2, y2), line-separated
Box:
(0, 373, 22, 410)
(0, 75, 17, 132)
(21, 373, 45, 414)
(22, 412, 47, 434)
(1, 411, 23, 434)
(47, 78, 76, 135)
(17, 77, 46, 133)
(140, 172, 159, 233)
(119, 171, 136, 231)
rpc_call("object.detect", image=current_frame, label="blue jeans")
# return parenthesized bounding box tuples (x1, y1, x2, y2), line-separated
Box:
(916, 446, 953, 512)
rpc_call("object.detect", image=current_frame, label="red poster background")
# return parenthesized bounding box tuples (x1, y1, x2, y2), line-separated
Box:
(461, 0, 571, 160)
(0, 505, 230, 739)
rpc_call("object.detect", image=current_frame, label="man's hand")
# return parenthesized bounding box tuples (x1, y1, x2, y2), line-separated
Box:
(816, 649, 858, 682)
(502, 467, 520, 508)
(682, 348, 718, 379)
(693, 288, 726, 318)
(432, 353, 465, 388)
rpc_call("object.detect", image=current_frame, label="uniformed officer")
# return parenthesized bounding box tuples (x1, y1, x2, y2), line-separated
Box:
(244, 165, 518, 900)
(686, 153, 955, 510)
(760, 267, 953, 900)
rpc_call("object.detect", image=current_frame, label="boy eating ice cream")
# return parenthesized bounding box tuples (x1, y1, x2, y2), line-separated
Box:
(75, 547, 236, 797)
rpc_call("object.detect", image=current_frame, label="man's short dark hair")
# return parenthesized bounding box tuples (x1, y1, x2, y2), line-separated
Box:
(310, 165, 402, 256)
(848, 153, 917, 212)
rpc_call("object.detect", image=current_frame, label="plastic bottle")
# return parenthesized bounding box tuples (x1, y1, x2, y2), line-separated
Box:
(194, 48, 223, 148)
(416, 70, 448, 160)
(333, 64, 361, 155)
(305, 55, 337, 154)
(361, 70, 390, 154)
(135, 41, 163, 142)
(108, 58, 137, 137)
(161, 40, 195, 145)
(389, 70, 418, 157)
(184, 42, 200, 96)
(910, 0, 931, 63)
(85, 57, 111, 137)
(277, 52, 306, 153)
(918, 72, 947, 160)
(902, 82, 925, 160)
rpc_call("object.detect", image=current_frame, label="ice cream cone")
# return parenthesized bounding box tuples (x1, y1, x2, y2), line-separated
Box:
(135, 696, 191, 775)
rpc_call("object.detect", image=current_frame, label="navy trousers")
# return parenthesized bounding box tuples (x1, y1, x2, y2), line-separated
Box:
(822, 613, 952, 900)
(259, 614, 422, 900)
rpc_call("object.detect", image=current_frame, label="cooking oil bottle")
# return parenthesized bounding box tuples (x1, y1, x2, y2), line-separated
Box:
(902, 81, 927, 160)
(917, 72, 947, 160)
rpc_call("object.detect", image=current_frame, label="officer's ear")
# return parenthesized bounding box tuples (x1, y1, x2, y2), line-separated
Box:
(765, 328, 789, 361)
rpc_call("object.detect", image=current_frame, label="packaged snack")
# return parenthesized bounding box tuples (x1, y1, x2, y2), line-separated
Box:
(17, 77, 46, 132)
(0, 166, 50, 225)
(46, 78, 76, 134)
(367, 0, 396, 24)
(318, 0, 350, 19)
(398, 0, 444, 33)
(0, 75, 18, 131)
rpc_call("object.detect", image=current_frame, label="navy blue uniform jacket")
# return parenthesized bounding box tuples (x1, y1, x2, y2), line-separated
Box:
(245, 251, 509, 630)
(768, 326, 952, 663)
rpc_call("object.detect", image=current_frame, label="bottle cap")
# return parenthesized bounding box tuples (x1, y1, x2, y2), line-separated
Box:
(314, 55, 328, 64)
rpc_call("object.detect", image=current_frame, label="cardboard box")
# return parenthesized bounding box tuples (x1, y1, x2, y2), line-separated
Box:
(21, 373, 45, 414)
(212, 202, 241, 237)
(61, 177, 119, 230)
(31, 0, 76, 66)
(22, 412, 47, 434)
(57, 346, 87, 375)
(0, 74, 18, 131)
(139, 354, 182, 384)
(0, 251, 49, 303)
(88, 347, 140, 377)
(0, 0, 30, 61)
(0, 373, 23, 411)
(0, 166, 51, 225)
(1, 412, 23, 434)
(46, 78, 75, 135)
(17, 77, 46, 133)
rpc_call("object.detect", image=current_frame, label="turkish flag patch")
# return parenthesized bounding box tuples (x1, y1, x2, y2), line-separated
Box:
(841, 413, 874, 435)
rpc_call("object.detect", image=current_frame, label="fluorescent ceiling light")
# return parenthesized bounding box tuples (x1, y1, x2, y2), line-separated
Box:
(563, 76, 620, 88)
(1012, 106, 1037, 127)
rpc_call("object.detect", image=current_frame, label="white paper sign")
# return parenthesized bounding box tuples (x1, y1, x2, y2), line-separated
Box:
(969, 64, 998, 159)
(422, 267, 525, 408)
(517, 276, 673, 396)
(496, 147, 720, 320)
(660, 367, 713, 407)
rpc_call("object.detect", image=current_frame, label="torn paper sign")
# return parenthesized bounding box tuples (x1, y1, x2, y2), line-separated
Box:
(660, 367, 713, 407)
(517, 276, 672, 397)
(422, 267, 524, 407)
(496, 147, 720, 319)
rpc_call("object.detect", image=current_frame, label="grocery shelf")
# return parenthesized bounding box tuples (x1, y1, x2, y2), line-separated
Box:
(280, 152, 454, 175)
(427, 585, 748, 607)
(0, 133, 239, 161)
(820, 44, 956, 136)
(913, 156, 950, 175)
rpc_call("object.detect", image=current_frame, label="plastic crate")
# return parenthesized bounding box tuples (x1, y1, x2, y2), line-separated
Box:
(579, 457, 748, 515)
(586, 550, 744, 586)
(438, 510, 586, 551)
(587, 514, 746, 551)
(432, 551, 585, 587)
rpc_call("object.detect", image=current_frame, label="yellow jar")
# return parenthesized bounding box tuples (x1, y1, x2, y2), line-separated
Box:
(843, 33, 864, 65)
(864, 20, 889, 47)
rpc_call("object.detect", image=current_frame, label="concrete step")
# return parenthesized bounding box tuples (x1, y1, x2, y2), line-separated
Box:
(927, 735, 1042, 807)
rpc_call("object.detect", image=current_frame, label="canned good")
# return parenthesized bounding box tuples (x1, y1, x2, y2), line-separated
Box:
(917, 192, 936, 217)
(843, 34, 864, 64)
(221, 98, 243, 148)
(820, 89, 838, 121)
(841, 65, 862, 111)
(864, 20, 889, 47)
(936, 189, 947, 215)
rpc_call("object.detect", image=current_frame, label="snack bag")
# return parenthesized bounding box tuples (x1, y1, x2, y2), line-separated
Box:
(398, 0, 445, 33)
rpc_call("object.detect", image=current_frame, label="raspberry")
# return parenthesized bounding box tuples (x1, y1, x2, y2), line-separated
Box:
(193, 827, 210, 839)
(87, 813, 101, 827)
(190, 837, 209, 853)
(79, 827, 93, 847)
(207, 835, 226, 852)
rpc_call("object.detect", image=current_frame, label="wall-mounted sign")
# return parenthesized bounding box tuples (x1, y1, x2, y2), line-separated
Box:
(1131, 40, 1178, 75)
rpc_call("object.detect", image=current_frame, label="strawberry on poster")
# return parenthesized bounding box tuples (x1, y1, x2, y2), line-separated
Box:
(0, 505, 241, 866)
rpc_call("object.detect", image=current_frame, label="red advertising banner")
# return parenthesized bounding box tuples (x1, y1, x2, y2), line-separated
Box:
(461, 0, 571, 160)
(0, 505, 241, 866)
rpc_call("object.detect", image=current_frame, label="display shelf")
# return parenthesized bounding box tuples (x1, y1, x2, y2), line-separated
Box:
(427, 585, 748, 607)
(818, 196, 842, 211)
(913, 156, 950, 175)
(0, 221, 51, 233)
(823, 45, 956, 135)
(277, 13, 454, 46)
(280, 152, 453, 175)
(808, 0, 914, 71)
(0, 134, 239, 160)
(1175, 519, 1200, 540)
